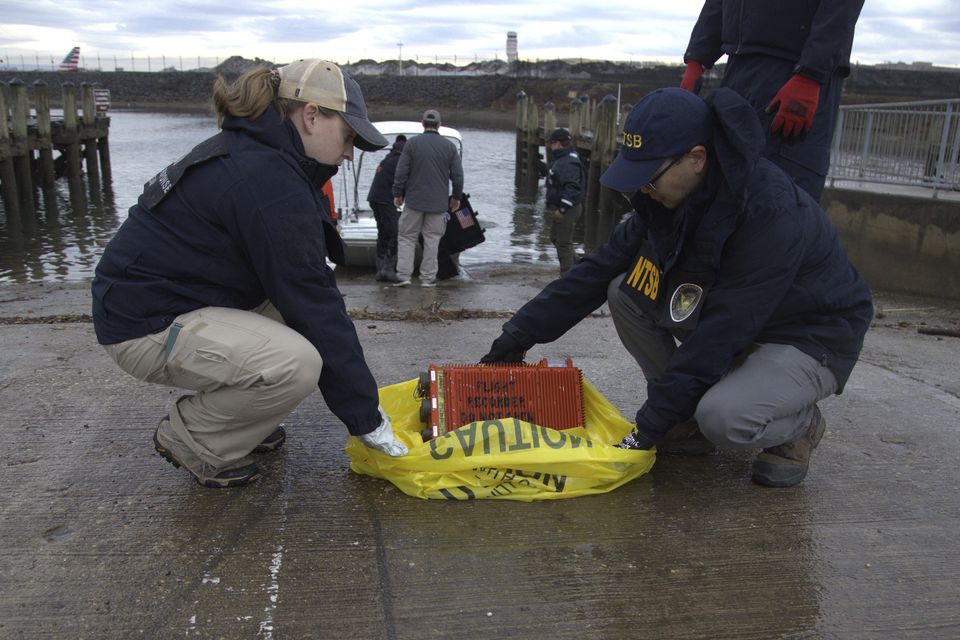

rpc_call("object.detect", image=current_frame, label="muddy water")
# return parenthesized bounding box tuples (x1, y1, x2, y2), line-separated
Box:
(0, 111, 565, 283)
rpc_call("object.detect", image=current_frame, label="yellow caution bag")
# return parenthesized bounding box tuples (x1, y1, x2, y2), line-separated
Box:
(345, 378, 655, 501)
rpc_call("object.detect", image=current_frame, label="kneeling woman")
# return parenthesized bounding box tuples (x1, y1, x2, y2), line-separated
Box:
(92, 60, 408, 488)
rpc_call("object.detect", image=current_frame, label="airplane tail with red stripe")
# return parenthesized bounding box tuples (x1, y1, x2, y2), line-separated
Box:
(58, 46, 80, 72)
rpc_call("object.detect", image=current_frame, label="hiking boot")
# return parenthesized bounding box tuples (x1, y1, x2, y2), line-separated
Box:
(752, 405, 826, 488)
(252, 426, 286, 454)
(153, 419, 260, 489)
(658, 419, 718, 456)
(376, 269, 401, 283)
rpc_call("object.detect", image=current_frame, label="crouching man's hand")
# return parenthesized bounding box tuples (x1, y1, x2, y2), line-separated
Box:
(617, 423, 658, 451)
(358, 407, 409, 457)
(480, 331, 526, 364)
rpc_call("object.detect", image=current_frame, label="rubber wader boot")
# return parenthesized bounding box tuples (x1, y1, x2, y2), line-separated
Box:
(752, 405, 826, 488)
(658, 419, 718, 456)
(375, 253, 400, 282)
(153, 418, 261, 489)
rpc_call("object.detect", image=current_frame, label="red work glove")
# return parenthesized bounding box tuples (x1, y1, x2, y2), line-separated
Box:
(680, 61, 704, 93)
(766, 74, 821, 138)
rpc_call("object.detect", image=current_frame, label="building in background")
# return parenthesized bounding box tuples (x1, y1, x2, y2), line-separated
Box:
(506, 32, 518, 63)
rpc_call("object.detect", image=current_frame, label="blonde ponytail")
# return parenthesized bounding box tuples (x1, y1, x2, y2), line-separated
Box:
(211, 66, 302, 127)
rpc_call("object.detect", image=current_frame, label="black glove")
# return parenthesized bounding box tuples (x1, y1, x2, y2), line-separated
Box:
(616, 424, 657, 450)
(480, 332, 526, 364)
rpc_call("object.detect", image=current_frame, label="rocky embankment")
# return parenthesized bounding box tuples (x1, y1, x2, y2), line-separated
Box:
(4, 56, 959, 125)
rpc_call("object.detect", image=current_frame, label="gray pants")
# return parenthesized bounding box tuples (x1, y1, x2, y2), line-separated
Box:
(396, 206, 446, 284)
(606, 274, 837, 449)
(103, 301, 322, 467)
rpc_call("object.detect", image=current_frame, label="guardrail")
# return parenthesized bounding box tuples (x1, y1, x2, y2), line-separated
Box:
(828, 98, 960, 198)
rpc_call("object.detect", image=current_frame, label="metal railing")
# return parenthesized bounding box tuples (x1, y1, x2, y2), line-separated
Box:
(828, 99, 960, 198)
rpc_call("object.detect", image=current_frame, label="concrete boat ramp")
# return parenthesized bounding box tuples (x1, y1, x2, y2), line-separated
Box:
(1, 265, 958, 639)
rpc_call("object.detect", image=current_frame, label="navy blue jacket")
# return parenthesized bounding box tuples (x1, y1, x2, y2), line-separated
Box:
(91, 106, 381, 436)
(503, 88, 873, 440)
(685, 0, 865, 81)
(367, 148, 403, 205)
(545, 147, 585, 209)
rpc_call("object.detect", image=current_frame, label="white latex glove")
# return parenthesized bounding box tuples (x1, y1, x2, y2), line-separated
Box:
(358, 406, 409, 457)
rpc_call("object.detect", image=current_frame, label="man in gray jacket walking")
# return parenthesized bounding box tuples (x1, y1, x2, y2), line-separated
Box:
(392, 109, 464, 287)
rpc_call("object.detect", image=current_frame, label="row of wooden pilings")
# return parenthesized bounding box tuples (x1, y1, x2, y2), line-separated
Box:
(0, 80, 111, 219)
(515, 91, 632, 251)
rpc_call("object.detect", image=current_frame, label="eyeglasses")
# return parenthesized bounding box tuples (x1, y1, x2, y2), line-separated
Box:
(642, 156, 683, 192)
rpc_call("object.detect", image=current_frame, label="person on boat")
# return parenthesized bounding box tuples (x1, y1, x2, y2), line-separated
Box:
(91, 60, 410, 489)
(391, 109, 464, 288)
(367, 134, 407, 282)
(481, 87, 873, 488)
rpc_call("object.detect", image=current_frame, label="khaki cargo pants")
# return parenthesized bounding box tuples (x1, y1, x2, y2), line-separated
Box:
(103, 302, 322, 468)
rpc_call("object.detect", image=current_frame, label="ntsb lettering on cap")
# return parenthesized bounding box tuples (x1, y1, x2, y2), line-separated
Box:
(624, 133, 643, 149)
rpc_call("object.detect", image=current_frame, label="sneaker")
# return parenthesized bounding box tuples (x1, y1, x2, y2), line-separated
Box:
(153, 419, 260, 489)
(393, 279, 411, 288)
(252, 426, 286, 453)
(420, 280, 437, 288)
(752, 405, 826, 488)
(658, 419, 718, 456)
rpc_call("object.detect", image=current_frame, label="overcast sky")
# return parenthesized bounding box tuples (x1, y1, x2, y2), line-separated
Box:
(2, 0, 958, 68)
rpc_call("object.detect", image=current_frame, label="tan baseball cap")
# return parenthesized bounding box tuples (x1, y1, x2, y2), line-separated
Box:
(278, 59, 388, 151)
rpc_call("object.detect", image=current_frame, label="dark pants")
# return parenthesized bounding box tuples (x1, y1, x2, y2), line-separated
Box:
(370, 201, 400, 270)
(549, 202, 582, 274)
(720, 54, 845, 203)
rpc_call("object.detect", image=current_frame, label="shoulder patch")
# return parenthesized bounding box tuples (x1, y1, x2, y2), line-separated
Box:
(139, 132, 228, 210)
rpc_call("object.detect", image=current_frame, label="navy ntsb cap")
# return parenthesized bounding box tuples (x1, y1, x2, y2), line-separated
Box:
(278, 59, 388, 152)
(422, 109, 441, 125)
(548, 127, 572, 143)
(600, 87, 713, 192)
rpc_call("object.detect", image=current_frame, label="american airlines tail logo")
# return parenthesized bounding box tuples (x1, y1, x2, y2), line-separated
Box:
(58, 47, 80, 72)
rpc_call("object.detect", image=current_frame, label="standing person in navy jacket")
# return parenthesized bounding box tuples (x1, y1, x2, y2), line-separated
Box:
(92, 60, 409, 489)
(367, 134, 406, 282)
(681, 0, 865, 202)
(544, 127, 585, 274)
(481, 88, 873, 488)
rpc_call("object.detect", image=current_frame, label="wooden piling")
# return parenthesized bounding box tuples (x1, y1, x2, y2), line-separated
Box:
(0, 79, 111, 217)
(543, 101, 556, 139)
(10, 80, 36, 217)
(592, 95, 620, 246)
(80, 84, 101, 190)
(34, 81, 57, 191)
(514, 92, 528, 189)
(0, 82, 21, 218)
(569, 99, 584, 140)
(61, 83, 84, 193)
(522, 99, 540, 193)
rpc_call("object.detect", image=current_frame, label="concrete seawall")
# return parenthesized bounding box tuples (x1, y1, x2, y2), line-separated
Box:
(824, 188, 960, 301)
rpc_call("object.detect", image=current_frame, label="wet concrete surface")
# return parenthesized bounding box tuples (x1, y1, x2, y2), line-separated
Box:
(1, 265, 959, 639)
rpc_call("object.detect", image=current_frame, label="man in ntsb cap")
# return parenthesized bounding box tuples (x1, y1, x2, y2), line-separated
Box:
(481, 87, 873, 487)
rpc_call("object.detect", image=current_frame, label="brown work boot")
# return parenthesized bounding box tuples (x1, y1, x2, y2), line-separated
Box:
(153, 418, 260, 489)
(752, 406, 826, 488)
(657, 419, 718, 456)
(252, 426, 286, 453)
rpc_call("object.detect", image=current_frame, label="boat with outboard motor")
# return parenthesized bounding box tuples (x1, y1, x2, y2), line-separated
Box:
(333, 121, 483, 271)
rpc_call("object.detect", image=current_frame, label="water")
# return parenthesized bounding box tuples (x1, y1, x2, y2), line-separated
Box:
(0, 111, 563, 284)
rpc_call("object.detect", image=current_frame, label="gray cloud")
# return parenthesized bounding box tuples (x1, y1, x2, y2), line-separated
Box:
(1, 1, 957, 67)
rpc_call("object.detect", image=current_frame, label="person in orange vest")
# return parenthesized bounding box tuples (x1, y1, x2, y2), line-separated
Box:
(321, 179, 336, 223)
